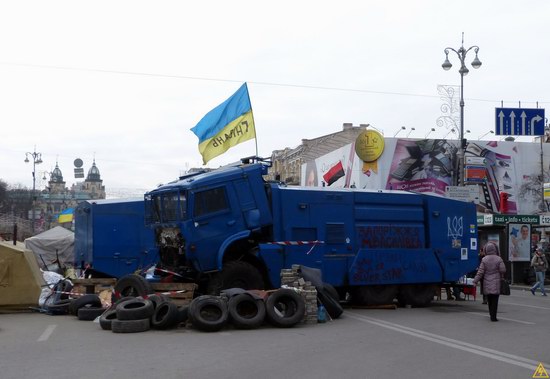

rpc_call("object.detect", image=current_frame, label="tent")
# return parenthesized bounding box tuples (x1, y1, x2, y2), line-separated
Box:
(0, 241, 45, 312)
(25, 226, 75, 270)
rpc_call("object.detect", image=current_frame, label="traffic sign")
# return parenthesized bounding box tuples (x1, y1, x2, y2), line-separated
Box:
(495, 107, 545, 136)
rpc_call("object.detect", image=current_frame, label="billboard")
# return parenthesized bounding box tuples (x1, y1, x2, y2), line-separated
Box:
(302, 136, 550, 215)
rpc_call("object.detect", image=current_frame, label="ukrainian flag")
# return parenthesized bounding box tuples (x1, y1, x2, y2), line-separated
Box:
(191, 83, 256, 164)
(58, 208, 74, 223)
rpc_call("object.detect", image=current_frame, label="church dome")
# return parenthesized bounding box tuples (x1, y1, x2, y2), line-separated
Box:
(51, 163, 64, 183)
(87, 160, 101, 181)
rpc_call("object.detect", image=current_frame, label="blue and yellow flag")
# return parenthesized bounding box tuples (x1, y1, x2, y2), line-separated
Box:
(58, 208, 74, 223)
(191, 83, 256, 164)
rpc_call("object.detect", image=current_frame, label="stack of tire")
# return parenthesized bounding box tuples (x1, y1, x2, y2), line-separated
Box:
(98, 294, 189, 333)
(188, 288, 306, 332)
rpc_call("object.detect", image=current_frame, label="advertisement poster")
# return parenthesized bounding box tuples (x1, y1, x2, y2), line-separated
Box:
(385, 139, 457, 196)
(508, 223, 531, 262)
(301, 136, 550, 215)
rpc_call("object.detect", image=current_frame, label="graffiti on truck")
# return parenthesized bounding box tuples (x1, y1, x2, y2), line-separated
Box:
(351, 251, 429, 284)
(357, 225, 422, 249)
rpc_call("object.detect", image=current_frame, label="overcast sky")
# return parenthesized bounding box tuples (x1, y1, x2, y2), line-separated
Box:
(1, 0, 549, 197)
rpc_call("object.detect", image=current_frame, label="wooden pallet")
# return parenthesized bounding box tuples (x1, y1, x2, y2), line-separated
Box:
(72, 278, 117, 305)
(72, 278, 116, 295)
(151, 283, 197, 306)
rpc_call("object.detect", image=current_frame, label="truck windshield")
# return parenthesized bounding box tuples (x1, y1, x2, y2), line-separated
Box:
(145, 191, 187, 224)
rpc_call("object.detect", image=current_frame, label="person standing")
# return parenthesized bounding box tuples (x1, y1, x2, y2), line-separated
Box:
(478, 246, 487, 304)
(472, 242, 506, 322)
(530, 248, 548, 296)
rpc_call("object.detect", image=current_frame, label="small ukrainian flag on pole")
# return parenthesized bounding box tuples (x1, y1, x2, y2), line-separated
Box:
(58, 208, 74, 224)
(191, 83, 256, 164)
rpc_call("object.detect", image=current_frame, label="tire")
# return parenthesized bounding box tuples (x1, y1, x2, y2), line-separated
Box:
(228, 293, 266, 329)
(399, 284, 436, 307)
(322, 283, 340, 302)
(112, 296, 136, 307)
(113, 274, 154, 299)
(111, 319, 150, 333)
(70, 294, 102, 316)
(151, 301, 180, 330)
(147, 294, 169, 310)
(351, 285, 398, 306)
(77, 306, 105, 321)
(265, 289, 305, 328)
(46, 299, 71, 315)
(189, 295, 229, 332)
(116, 299, 154, 321)
(207, 261, 265, 294)
(99, 308, 118, 330)
(317, 288, 343, 320)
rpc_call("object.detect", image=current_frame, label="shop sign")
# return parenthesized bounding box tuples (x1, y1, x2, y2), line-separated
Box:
(477, 214, 539, 226)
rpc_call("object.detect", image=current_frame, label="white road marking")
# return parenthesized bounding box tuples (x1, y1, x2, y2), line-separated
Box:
(500, 301, 550, 311)
(346, 312, 548, 371)
(37, 325, 57, 342)
(463, 311, 535, 325)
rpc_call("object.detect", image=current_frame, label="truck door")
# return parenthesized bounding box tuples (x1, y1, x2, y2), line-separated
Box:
(190, 185, 242, 271)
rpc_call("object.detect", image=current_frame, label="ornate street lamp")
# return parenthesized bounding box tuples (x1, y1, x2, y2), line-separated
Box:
(442, 33, 482, 186)
(24, 147, 42, 233)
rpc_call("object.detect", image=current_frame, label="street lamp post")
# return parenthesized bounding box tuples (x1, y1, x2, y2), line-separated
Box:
(24, 147, 42, 234)
(394, 126, 406, 137)
(442, 33, 482, 186)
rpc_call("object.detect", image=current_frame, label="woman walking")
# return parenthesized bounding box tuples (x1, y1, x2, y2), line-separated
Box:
(530, 248, 548, 296)
(472, 242, 506, 322)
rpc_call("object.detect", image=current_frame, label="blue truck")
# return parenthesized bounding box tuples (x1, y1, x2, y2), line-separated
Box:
(144, 158, 479, 306)
(74, 198, 158, 278)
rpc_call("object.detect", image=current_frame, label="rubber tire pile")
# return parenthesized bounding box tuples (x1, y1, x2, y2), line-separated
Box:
(69, 272, 343, 333)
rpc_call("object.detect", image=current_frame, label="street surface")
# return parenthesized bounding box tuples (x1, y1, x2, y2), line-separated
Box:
(1, 287, 549, 379)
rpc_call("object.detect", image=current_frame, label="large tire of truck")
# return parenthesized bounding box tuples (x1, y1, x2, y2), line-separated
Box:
(351, 285, 398, 306)
(207, 261, 265, 294)
(398, 284, 437, 307)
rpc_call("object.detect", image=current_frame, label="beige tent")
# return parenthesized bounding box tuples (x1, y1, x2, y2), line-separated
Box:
(0, 241, 45, 312)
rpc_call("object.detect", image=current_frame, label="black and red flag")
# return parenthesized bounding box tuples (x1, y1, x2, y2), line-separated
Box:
(323, 161, 345, 186)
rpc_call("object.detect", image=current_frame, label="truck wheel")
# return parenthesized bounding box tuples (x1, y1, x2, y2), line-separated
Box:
(207, 261, 265, 294)
(151, 301, 180, 330)
(265, 289, 305, 328)
(113, 274, 154, 299)
(116, 298, 155, 321)
(189, 295, 229, 332)
(351, 285, 398, 306)
(111, 318, 150, 333)
(399, 284, 436, 307)
(228, 293, 266, 329)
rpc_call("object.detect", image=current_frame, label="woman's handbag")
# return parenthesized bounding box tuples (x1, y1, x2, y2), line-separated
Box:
(500, 278, 511, 296)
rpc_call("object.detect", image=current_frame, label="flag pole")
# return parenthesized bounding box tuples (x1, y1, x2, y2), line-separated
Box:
(245, 83, 259, 158)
